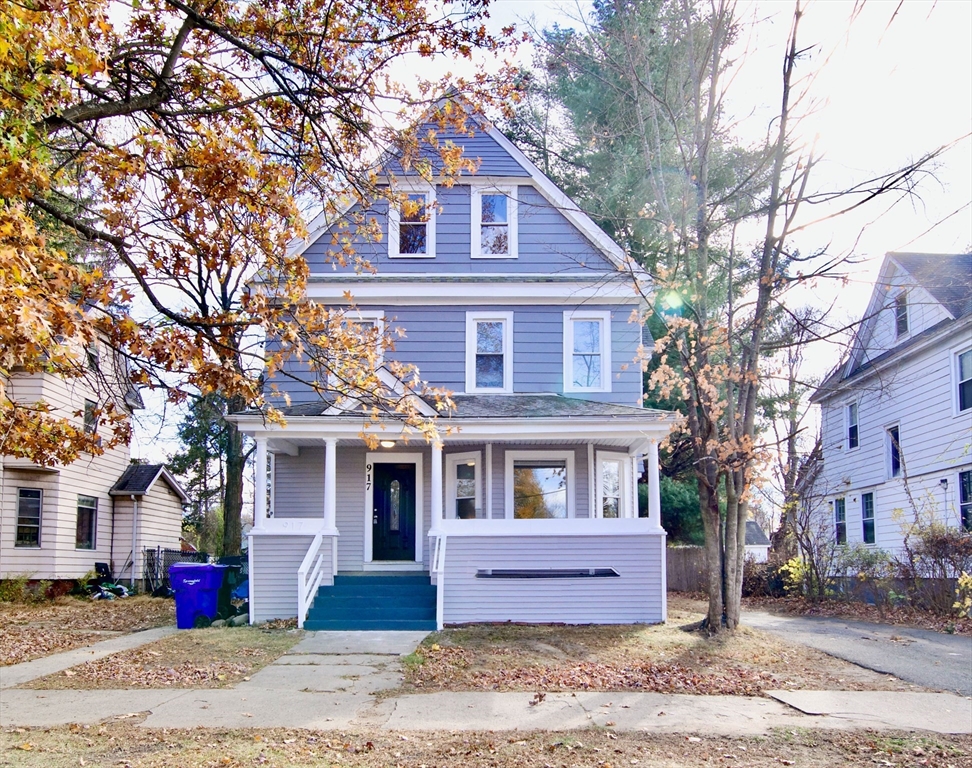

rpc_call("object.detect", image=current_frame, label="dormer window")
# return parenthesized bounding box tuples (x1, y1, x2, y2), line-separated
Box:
(894, 292, 908, 337)
(471, 187, 517, 259)
(465, 311, 513, 393)
(388, 186, 435, 258)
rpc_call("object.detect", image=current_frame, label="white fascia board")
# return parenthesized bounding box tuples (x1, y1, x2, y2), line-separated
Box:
(434, 516, 663, 537)
(304, 278, 640, 305)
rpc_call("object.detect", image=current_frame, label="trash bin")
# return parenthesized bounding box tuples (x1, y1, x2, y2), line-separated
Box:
(169, 563, 230, 629)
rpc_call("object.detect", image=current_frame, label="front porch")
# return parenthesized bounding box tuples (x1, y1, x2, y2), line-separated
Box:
(240, 398, 675, 628)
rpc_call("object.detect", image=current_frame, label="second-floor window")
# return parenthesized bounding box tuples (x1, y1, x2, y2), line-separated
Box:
(887, 425, 901, 477)
(846, 402, 859, 450)
(564, 311, 612, 393)
(16, 489, 42, 547)
(834, 497, 846, 544)
(465, 312, 513, 393)
(958, 349, 972, 413)
(894, 291, 909, 337)
(472, 187, 517, 258)
(388, 187, 435, 258)
(83, 400, 98, 435)
(861, 492, 875, 545)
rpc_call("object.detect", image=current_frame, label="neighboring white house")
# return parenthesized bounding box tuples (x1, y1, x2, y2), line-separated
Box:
(0, 344, 187, 583)
(808, 252, 972, 551)
(744, 521, 771, 562)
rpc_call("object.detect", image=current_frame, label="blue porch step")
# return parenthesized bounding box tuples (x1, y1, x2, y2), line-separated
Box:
(303, 572, 436, 631)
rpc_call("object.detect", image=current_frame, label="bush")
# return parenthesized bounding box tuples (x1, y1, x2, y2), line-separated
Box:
(897, 523, 972, 615)
(0, 574, 53, 603)
(834, 544, 895, 612)
(742, 557, 785, 597)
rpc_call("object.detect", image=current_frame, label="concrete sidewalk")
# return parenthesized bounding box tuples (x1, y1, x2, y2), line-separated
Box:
(1, 629, 970, 735)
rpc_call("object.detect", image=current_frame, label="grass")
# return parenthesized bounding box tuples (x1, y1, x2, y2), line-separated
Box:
(401, 596, 919, 695)
(1, 725, 969, 767)
(24, 626, 302, 689)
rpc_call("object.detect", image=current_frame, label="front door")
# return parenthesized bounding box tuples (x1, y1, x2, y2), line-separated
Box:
(372, 463, 416, 561)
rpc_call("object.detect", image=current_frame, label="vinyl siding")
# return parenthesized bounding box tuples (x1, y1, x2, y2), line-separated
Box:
(385, 126, 532, 178)
(250, 534, 318, 622)
(441, 534, 665, 624)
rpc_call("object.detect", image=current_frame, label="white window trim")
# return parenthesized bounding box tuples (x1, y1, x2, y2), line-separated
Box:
(845, 400, 860, 452)
(504, 449, 575, 520)
(595, 451, 629, 519)
(563, 310, 612, 393)
(465, 311, 514, 394)
(445, 451, 482, 520)
(953, 343, 972, 417)
(363, 452, 424, 565)
(471, 185, 518, 259)
(327, 309, 385, 388)
(15, 488, 42, 548)
(388, 183, 436, 259)
(885, 424, 902, 479)
(893, 290, 910, 339)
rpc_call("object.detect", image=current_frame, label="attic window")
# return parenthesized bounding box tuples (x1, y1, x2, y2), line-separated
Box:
(471, 187, 517, 259)
(894, 292, 909, 337)
(388, 186, 435, 258)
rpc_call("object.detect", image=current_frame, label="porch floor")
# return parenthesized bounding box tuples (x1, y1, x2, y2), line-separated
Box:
(304, 573, 436, 632)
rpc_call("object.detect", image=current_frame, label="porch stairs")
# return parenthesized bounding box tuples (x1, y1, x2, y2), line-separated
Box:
(303, 572, 436, 631)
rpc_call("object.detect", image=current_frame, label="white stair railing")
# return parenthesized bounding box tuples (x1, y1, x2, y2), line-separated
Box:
(431, 534, 447, 630)
(297, 531, 330, 629)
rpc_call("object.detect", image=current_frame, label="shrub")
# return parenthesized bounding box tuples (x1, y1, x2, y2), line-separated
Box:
(742, 557, 785, 597)
(0, 574, 53, 603)
(896, 522, 972, 615)
(954, 572, 972, 619)
(834, 544, 894, 613)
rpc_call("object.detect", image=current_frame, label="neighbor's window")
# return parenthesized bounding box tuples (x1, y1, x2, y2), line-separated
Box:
(960, 470, 972, 532)
(861, 492, 875, 545)
(846, 402, 859, 450)
(86, 345, 100, 372)
(446, 452, 481, 520)
(83, 400, 98, 434)
(388, 187, 435, 258)
(597, 452, 628, 518)
(465, 312, 513, 393)
(834, 497, 846, 545)
(513, 460, 568, 519)
(958, 349, 972, 413)
(887, 426, 901, 478)
(472, 188, 516, 258)
(76, 495, 97, 550)
(894, 292, 909, 337)
(16, 489, 42, 547)
(564, 311, 611, 392)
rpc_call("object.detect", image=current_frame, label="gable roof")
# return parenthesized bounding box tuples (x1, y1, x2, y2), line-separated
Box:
(745, 520, 771, 547)
(890, 252, 972, 320)
(291, 97, 645, 280)
(110, 463, 189, 503)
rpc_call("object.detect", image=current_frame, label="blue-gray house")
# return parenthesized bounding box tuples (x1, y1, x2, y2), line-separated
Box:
(232, 105, 678, 630)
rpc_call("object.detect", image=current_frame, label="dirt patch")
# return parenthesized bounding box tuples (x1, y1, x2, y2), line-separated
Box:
(742, 595, 972, 636)
(0, 596, 175, 666)
(402, 597, 917, 695)
(1, 725, 969, 768)
(24, 626, 301, 689)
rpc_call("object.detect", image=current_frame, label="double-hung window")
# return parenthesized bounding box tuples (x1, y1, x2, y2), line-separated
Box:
(83, 400, 98, 434)
(471, 187, 517, 258)
(564, 311, 612, 393)
(834, 497, 846, 545)
(446, 452, 481, 519)
(846, 402, 859, 450)
(76, 495, 97, 550)
(596, 452, 629, 518)
(465, 312, 513, 393)
(957, 349, 972, 413)
(960, 470, 972, 532)
(506, 450, 575, 519)
(887, 425, 901, 478)
(894, 292, 909, 337)
(330, 310, 385, 388)
(16, 489, 42, 547)
(388, 185, 435, 258)
(861, 492, 875, 545)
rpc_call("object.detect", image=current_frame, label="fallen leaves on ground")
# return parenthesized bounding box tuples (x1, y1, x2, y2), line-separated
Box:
(1, 725, 969, 768)
(25, 626, 301, 690)
(0, 597, 174, 666)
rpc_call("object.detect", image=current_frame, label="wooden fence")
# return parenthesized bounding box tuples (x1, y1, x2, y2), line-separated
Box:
(667, 546, 706, 592)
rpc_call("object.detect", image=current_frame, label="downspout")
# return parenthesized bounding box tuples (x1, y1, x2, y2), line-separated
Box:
(130, 494, 138, 590)
(110, 494, 116, 576)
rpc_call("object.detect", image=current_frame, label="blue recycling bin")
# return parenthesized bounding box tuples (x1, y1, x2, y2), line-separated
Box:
(169, 563, 230, 629)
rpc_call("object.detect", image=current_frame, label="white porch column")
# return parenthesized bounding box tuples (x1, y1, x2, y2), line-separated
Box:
(253, 437, 268, 528)
(484, 443, 493, 519)
(630, 454, 640, 519)
(324, 438, 337, 531)
(431, 441, 443, 526)
(647, 439, 662, 528)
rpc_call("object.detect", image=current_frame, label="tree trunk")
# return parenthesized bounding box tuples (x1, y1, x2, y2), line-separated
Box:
(222, 396, 245, 557)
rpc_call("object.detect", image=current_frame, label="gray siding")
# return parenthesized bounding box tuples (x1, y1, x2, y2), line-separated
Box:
(385, 125, 532, 178)
(441, 534, 664, 624)
(267, 304, 644, 407)
(250, 534, 318, 622)
(274, 448, 324, 518)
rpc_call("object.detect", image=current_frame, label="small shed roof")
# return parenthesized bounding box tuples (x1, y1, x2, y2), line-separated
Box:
(745, 520, 771, 547)
(110, 463, 189, 503)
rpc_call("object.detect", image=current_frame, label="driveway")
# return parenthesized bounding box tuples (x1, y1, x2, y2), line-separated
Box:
(744, 609, 972, 696)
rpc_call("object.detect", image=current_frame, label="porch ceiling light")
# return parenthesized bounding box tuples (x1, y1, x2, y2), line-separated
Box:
(380, 440, 396, 449)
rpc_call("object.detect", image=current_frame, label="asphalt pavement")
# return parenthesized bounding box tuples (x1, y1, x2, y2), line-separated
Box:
(744, 609, 972, 696)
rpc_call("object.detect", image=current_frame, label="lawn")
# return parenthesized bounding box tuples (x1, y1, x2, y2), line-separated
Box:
(1, 725, 969, 768)
(24, 626, 302, 689)
(402, 597, 917, 695)
(0, 596, 175, 666)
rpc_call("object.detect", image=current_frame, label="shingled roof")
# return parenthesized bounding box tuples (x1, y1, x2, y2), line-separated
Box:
(892, 252, 972, 320)
(110, 463, 188, 502)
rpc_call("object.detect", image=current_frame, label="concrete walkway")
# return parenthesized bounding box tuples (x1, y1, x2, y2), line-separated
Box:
(1, 629, 970, 735)
(744, 609, 972, 696)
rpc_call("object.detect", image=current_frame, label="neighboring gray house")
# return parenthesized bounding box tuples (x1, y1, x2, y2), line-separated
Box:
(809, 252, 972, 551)
(233, 104, 679, 629)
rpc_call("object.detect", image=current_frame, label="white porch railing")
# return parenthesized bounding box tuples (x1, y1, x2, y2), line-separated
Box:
(431, 533, 447, 630)
(297, 529, 333, 629)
